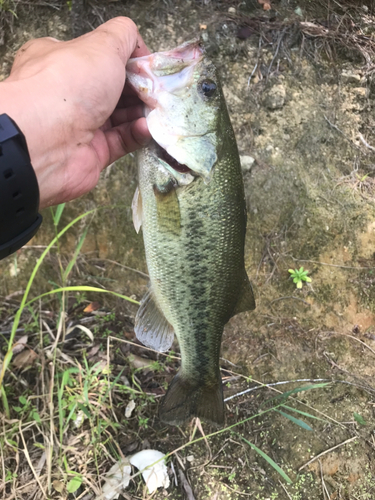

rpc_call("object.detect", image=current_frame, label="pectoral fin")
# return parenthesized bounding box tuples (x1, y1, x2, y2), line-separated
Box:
(135, 287, 175, 352)
(132, 187, 143, 234)
(231, 272, 256, 317)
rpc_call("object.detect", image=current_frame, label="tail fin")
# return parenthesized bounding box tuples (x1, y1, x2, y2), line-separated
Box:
(159, 373, 224, 426)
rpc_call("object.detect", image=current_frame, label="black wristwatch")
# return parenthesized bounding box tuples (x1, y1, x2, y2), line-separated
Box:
(0, 114, 42, 260)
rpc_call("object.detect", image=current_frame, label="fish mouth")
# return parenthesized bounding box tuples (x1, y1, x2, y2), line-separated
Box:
(157, 145, 193, 175)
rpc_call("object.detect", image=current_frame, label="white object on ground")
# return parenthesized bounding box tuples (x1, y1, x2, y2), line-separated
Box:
(100, 458, 131, 500)
(130, 449, 170, 493)
(125, 399, 136, 418)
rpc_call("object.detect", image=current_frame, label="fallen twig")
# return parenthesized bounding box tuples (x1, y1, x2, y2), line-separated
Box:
(299, 436, 357, 471)
(269, 296, 311, 307)
(319, 459, 330, 500)
(320, 331, 375, 357)
(224, 378, 330, 402)
(323, 114, 363, 151)
(19, 422, 47, 498)
(358, 132, 375, 152)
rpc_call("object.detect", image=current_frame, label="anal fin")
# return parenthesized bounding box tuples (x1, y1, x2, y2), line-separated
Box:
(135, 287, 175, 352)
(231, 272, 256, 317)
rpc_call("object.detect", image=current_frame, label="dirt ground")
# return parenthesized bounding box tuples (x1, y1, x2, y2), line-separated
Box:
(0, 0, 375, 499)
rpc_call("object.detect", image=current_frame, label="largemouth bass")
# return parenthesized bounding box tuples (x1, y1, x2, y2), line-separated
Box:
(126, 40, 255, 426)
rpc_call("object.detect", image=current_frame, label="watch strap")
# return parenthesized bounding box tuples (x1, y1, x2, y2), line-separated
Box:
(0, 114, 42, 260)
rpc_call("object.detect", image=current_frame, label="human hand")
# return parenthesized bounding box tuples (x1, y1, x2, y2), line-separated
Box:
(0, 17, 151, 209)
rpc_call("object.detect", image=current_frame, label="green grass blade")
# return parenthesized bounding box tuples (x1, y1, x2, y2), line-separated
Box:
(262, 383, 330, 408)
(77, 403, 91, 418)
(276, 410, 313, 431)
(64, 402, 78, 430)
(52, 203, 66, 226)
(287, 382, 330, 393)
(25, 286, 139, 307)
(0, 208, 97, 390)
(63, 228, 88, 282)
(58, 368, 79, 442)
(1, 386, 10, 419)
(280, 404, 326, 421)
(238, 435, 293, 484)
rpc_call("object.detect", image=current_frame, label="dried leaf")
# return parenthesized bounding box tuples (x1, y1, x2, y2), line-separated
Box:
(84, 301, 101, 313)
(53, 480, 65, 493)
(12, 335, 28, 354)
(127, 354, 154, 370)
(130, 449, 170, 494)
(100, 458, 131, 500)
(258, 0, 271, 9)
(35, 450, 46, 477)
(300, 21, 328, 36)
(66, 324, 94, 342)
(13, 349, 37, 369)
(95, 359, 110, 373)
(87, 345, 101, 358)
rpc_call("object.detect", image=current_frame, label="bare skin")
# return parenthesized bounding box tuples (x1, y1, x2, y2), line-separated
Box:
(0, 17, 152, 209)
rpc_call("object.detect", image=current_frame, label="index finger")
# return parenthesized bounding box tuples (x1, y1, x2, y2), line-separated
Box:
(95, 17, 150, 63)
(131, 30, 150, 58)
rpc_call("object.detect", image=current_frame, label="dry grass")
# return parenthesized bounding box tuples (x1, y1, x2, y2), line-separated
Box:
(1, 285, 374, 499)
(226, 1, 375, 74)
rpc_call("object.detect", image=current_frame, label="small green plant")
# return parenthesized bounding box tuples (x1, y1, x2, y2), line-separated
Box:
(13, 395, 42, 423)
(356, 172, 370, 183)
(0, 0, 17, 16)
(354, 412, 366, 426)
(288, 267, 311, 289)
(228, 471, 236, 482)
(138, 416, 149, 429)
(5, 469, 18, 482)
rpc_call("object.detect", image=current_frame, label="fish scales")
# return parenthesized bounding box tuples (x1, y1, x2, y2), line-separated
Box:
(127, 40, 255, 425)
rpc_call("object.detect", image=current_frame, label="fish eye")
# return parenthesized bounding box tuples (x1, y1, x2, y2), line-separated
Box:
(199, 79, 217, 98)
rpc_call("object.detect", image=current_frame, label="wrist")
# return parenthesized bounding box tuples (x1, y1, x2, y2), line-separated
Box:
(0, 78, 45, 171)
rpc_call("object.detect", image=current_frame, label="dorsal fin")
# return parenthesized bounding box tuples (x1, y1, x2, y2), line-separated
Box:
(231, 272, 256, 317)
(135, 287, 175, 352)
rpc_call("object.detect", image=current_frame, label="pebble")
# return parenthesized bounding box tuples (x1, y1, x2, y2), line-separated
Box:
(352, 87, 368, 98)
(341, 71, 361, 84)
(228, 7, 236, 14)
(240, 155, 255, 173)
(264, 84, 286, 110)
